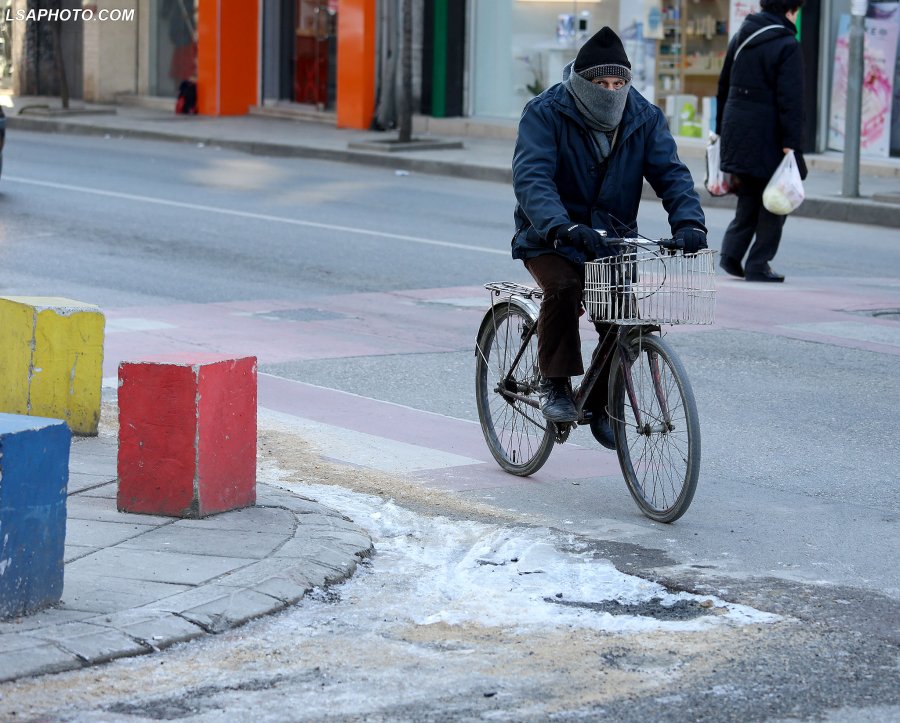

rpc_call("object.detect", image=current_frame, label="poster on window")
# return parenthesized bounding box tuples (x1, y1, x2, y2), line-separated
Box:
(828, 14, 899, 157)
(729, 0, 755, 37)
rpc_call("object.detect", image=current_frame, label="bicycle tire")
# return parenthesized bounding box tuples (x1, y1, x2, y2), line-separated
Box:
(475, 301, 554, 476)
(609, 333, 700, 523)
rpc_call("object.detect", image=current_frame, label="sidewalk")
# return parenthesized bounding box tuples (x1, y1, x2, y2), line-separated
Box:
(4, 95, 899, 228)
(0, 420, 373, 683)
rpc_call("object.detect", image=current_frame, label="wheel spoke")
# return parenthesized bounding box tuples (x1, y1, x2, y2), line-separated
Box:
(613, 334, 700, 522)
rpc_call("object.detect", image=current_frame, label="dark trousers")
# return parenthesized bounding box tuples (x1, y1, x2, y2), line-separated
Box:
(721, 174, 787, 274)
(524, 254, 612, 410)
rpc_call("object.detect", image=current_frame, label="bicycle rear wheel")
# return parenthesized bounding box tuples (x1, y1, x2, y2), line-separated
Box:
(475, 301, 554, 476)
(609, 333, 700, 523)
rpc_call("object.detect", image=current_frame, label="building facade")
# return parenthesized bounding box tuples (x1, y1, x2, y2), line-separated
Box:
(2, 0, 898, 158)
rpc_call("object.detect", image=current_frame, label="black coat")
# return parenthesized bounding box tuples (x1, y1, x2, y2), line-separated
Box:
(715, 12, 807, 181)
(512, 80, 705, 265)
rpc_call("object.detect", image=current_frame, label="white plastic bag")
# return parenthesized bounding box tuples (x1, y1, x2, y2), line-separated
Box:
(704, 134, 734, 197)
(762, 150, 805, 215)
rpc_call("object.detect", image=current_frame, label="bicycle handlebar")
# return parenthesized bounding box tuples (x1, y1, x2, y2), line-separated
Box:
(600, 236, 682, 251)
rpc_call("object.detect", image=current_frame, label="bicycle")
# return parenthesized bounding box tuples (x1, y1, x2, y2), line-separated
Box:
(475, 238, 717, 523)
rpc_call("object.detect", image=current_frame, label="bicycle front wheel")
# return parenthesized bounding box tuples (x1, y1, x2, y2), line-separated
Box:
(609, 333, 700, 523)
(475, 301, 554, 476)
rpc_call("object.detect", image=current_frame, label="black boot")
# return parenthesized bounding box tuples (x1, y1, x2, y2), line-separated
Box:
(590, 414, 616, 450)
(539, 377, 577, 423)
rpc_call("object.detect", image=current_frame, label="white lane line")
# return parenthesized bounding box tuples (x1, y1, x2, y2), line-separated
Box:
(5, 176, 508, 256)
(260, 407, 483, 474)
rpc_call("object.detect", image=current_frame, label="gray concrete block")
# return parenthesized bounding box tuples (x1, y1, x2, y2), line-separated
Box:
(178, 589, 285, 633)
(65, 547, 255, 585)
(171, 505, 296, 533)
(65, 544, 98, 563)
(0, 632, 48, 653)
(89, 610, 205, 650)
(0, 608, 93, 634)
(117, 525, 288, 559)
(0, 643, 81, 682)
(46, 624, 149, 664)
(66, 495, 173, 525)
(66, 518, 158, 548)
(62, 574, 191, 614)
(68, 473, 117, 493)
(75, 482, 117, 499)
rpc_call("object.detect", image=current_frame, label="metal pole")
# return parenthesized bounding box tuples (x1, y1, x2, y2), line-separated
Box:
(841, 1, 866, 198)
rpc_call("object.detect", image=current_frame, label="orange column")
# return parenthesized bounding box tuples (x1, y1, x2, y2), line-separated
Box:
(197, 0, 260, 116)
(337, 0, 377, 129)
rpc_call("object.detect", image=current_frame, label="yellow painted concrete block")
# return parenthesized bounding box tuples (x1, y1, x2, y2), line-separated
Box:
(0, 297, 105, 435)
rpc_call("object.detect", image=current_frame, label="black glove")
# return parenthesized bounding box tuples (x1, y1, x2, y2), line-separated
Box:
(673, 227, 708, 254)
(553, 224, 615, 259)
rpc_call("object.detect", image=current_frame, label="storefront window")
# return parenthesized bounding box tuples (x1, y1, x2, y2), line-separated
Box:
(0, 0, 12, 90)
(149, 0, 197, 98)
(294, 0, 338, 108)
(469, 1, 619, 119)
(827, 0, 900, 158)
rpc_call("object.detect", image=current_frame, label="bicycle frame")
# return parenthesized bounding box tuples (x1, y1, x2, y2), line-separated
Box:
(494, 309, 665, 430)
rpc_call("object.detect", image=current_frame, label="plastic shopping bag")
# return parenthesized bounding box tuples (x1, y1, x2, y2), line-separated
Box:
(763, 150, 805, 215)
(704, 134, 735, 197)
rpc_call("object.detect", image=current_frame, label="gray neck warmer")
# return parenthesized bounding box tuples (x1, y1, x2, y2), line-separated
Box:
(563, 61, 630, 134)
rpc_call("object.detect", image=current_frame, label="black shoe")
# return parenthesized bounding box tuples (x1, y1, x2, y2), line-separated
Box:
(719, 254, 745, 278)
(745, 265, 785, 282)
(589, 414, 616, 450)
(539, 377, 578, 423)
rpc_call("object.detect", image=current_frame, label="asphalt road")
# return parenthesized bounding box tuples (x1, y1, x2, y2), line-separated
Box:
(1, 130, 898, 721)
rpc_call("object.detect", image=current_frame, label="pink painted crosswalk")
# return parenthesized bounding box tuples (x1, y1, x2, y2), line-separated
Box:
(100, 276, 900, 490)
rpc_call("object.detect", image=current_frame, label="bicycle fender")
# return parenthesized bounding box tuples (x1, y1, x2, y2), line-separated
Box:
(474, 297, 539, 354)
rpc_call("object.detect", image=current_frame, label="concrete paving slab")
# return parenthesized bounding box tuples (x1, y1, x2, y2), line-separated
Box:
(89, 611, 206, 650)
(68, 474, 118, 493)
(66, 518, 158, 547)
(0, 644, 81, 683)
(66, 495, 174, 526)
(65, 547, 255, 586)
(61, 574, 191, 614)
(76, 482, 118, 499)
(44, 625, 149, 664)
(64, 544, 98, 563)
(117, 524, 288, 559)
(0, 632, 50, 653)
(173, 505, 296, 533)
(213, 558, 315, 596)
(178, 589, 285, 633)
(0, 609, 95, 634)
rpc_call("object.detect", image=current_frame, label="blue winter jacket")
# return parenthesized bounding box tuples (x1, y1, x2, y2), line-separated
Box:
(512, 78, 705, 264)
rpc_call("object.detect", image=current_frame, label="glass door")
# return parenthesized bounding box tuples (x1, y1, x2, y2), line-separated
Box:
(294, 0, 338, 109)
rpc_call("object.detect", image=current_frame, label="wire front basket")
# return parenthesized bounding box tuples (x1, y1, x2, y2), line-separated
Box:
(584, 248, 717, 325)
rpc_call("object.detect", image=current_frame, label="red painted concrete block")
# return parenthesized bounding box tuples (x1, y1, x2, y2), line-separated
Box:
(117, 355, 257, 517)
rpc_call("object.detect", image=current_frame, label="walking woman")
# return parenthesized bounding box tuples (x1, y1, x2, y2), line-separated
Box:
(715, 0, 807, 282)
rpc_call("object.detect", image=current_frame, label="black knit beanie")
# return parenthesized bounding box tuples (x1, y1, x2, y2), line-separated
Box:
(574, 27, 632, 82)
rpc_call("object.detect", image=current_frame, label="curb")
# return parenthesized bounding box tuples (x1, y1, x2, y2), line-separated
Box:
(10, 116, 900, 229)
(0, 481, 373, 684)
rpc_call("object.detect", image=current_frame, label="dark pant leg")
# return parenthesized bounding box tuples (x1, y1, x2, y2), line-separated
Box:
(745, 205, 787, 274)
(523, 255, 584, 378)
(721, 175, 764, 264)
(584, 322, 616, 413)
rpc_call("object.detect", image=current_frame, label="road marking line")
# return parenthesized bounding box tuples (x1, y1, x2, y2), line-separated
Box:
(6, 176, 508, 256)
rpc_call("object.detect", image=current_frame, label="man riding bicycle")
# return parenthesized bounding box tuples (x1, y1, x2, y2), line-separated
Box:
(511, 26, 707, 448)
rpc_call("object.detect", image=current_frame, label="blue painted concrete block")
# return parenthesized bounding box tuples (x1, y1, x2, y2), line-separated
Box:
(0, 413, 70, 619)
